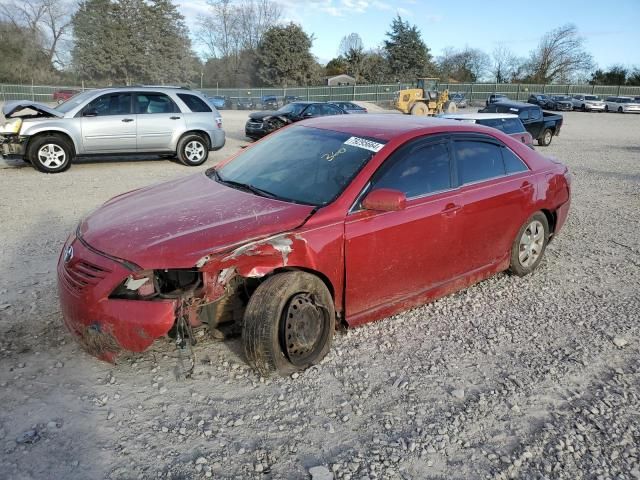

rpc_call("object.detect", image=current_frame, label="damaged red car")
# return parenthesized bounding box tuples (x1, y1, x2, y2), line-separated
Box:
(57, 115, 571, 375)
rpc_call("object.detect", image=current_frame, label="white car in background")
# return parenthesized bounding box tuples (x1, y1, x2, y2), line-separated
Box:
(437, 113, 534, 148)
(604, 96, 640, 113)
(571, 94, 606, 111)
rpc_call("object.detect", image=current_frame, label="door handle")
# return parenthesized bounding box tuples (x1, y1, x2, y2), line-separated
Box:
(442, 203, 462, 216)
(170, 116, 181, 120)
(122, 118, 134, 123)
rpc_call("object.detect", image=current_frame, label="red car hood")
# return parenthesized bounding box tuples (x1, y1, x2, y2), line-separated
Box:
(79, 173, 315, 269)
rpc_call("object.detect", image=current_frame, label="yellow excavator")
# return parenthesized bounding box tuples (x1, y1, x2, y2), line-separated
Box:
(394, 78, 457, 116)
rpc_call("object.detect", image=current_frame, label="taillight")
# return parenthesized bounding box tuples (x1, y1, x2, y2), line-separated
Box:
(215, 117, 223, 129)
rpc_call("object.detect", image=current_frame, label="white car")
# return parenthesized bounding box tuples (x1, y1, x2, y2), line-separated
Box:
(604, 96, 640, 113)
(437, 113, 534, 147)
(571, 94, 606, 111)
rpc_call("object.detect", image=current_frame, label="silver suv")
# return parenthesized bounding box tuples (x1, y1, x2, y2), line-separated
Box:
(0, 87, 225, 173)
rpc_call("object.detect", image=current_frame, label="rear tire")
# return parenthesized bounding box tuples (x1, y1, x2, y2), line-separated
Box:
(538, 128, 553, 147)
(509, 212, 549, 277)
(410, 103, 428, 116)
(28, 135, 73, 173)
(243, 271, 335, 376)
(445, 101, 457, 113)
(177, 134, 209, 166)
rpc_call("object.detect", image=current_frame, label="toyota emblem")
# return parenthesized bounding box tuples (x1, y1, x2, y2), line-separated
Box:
(63, 245, 74, 264)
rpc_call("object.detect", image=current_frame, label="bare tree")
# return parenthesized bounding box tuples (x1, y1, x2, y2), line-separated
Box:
(491, 44, 523, 83)
(338, 33, 363, 58)
(199, 0, 240, 59)
(437, 46, 490, 82)
(238, 0, 282, 51)
(338, 33, 364, 80)
(0, 0, 73, 67)
(525, 24, 593, 83)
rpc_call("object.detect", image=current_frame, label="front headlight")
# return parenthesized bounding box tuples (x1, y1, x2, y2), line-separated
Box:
(0, 118, 22, 135)
(110, 269, 202, 300)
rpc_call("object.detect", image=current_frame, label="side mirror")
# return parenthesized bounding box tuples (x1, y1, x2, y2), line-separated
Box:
(303, 111, 314, 117)
(361, 188, 407, 212)
(83, 108, 98, 117)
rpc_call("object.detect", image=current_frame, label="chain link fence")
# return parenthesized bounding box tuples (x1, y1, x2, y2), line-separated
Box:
(1, 82, 639, 106)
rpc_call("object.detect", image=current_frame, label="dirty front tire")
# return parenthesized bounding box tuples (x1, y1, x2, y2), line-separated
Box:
(509, 212, 549, 277)
(177, 134, 209, 166)
(445, 101, 457, 113)
(243, 271, 335, 377)
(28, 134, 73, 173)
(538, 128, 553, 146)
(410, 103, 428, 116)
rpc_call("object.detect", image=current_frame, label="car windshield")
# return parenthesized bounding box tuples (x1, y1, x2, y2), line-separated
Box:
(213, 126, 385, 206)
(276, 103, 306, 116)
(54, 90, 96, 113)
(585, 95, 600, 101)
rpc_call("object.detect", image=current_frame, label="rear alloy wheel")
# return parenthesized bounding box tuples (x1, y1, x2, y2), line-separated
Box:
(29, 135, 72, 173)
(177, 134, 209, 166)
(509, 212, 549, 276)
(243, 271, 335, 376)
(538, 128, 553, 146)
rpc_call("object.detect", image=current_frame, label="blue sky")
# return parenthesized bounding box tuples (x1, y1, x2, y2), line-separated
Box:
(177, 0, 640, 70)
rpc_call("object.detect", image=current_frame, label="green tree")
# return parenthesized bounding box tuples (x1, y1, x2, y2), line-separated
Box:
(72, 0, 198, 84)
(360, 50, 391, 84)
(255, 23, 315, 87)
(0, 21, 52, 83)
(383, 15, 433, 81)
(325, 57, 347, 76)
(590, 65, 627, 85)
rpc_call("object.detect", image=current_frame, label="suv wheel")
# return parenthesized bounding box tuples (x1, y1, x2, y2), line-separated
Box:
(177, 134, 209, 166)
(29, 135, 73, 173)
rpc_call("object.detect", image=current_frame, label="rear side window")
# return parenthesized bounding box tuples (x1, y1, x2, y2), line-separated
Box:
(374, 142, 451, 198)
(135, 93, 178, 114)
(530, 109, 542, 120)
(502, 148, 529, 174)
(454, 141, 505, 185)
(177, 93, 212, 112)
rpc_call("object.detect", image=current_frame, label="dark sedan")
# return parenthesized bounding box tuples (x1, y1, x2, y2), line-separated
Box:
(245, 101, 345, 140)
(527, 94, 556, 110)
(329, 101, 367, 113)
(236, 97, 255, 110)
(549, 95, 573, 111)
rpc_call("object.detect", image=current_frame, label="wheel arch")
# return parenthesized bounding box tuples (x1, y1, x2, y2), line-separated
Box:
(26, 130, 77, 157)
(540, 208, 558, 235)
(179, 130, 212, 150)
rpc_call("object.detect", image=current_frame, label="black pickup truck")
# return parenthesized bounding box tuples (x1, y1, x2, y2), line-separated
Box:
(480, 101, 563, 146)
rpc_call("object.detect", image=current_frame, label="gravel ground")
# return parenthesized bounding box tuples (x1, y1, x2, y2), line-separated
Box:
(1, 106, 639, 480)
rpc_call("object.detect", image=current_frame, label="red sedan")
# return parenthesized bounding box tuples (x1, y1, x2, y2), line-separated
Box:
(57, 115, 571, 375)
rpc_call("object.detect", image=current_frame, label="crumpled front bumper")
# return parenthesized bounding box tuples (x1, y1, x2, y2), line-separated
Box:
(57, 236, 177, 362)
(0, 134, 28, 159)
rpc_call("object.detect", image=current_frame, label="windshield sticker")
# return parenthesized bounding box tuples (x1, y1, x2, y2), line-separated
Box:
(322, 147, 347, 162)
(344, 136, 385, 153)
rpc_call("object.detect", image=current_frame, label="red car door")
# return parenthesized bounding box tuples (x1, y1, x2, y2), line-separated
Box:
(451, 135, 533, 272)
(344, 137, 463, 320)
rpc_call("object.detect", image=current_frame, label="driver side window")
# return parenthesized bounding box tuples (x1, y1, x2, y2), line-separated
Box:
(85, 93, 131, 116)
(371, 141, 452, 199)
